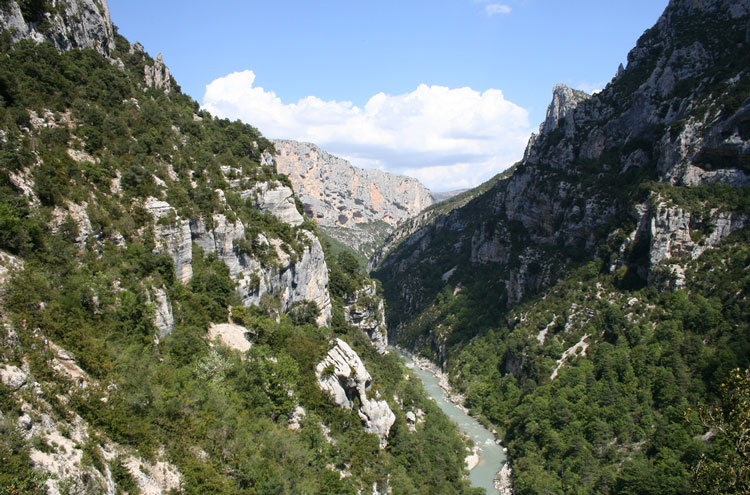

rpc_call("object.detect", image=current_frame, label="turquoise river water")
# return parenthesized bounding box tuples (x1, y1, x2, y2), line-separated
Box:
(398, 350, 506, 494)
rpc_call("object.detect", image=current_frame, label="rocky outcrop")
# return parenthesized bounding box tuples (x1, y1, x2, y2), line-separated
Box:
(0, 364, 28, 390)
(344, 282, 388, 354)
(190, 214, 331, 326)
(147, 198, 193, 282)
(143, 53, 172, 93)
(273, 140, 434, 255)
(49, 202, 93, 247)
(405, 409, 424, 432)
(244, 182, 305, 226)
(154, 219, 193, 282)
(151, 286, 174, 339)
(540, 84, 591, 136)
(146, 179, 331, 326)
(0, 0, 115, 56)
(646, 199, 748, 287)
(316, 339, 395, 448)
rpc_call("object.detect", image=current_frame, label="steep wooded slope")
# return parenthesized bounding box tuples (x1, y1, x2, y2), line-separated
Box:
(375, 0, 750, 493)
(0, 2, 481, 494)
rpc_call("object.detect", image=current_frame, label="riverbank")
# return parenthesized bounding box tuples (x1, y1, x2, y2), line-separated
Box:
(397, 348, 469, 412)
(396, 347, 511, 494)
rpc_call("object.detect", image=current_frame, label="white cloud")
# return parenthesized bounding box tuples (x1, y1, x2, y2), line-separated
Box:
(485, 4, 512, 15)
(574, 81, 605, 94)
(202, 70, 531, 191)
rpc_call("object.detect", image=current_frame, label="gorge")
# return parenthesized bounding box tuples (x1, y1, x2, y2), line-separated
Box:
(0, 0, 748, 494)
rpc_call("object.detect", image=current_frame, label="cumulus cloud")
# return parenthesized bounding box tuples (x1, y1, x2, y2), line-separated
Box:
(202, 70, 531, 191)
(485, 4, 512, 15)
(575, 80, 606, 94)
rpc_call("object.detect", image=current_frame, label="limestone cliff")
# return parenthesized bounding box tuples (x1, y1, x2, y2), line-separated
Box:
(0, 0, 115, 56)
(273, 140, 434, 256)
(146, 176, 332, 328)
(643, 195, 748, 288)
(315, 339, 396, 448)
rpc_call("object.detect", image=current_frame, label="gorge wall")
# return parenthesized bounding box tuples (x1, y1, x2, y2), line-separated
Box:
(273, 139, 434, 256)
(374, 0, 749, 492)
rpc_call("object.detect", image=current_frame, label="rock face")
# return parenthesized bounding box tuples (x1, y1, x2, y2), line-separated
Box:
(273, 140, 434, 255)
(344, 282, 388, 354)
(245, 182, 305, 226)
(0, 0, 115, 56)
(143, 52, 172, 93)
(151, 286, 174, 339)
(188, 213, 331, 326)
(376, 0, 750, 358)
(145, 176, 332, 327)
(0, 364, 28, 390)
(645, 199, 748, 287)
(316, 339, 395, 448)
(539, 84, 591, 136)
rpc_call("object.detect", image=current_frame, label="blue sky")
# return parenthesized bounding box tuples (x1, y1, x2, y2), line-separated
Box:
(108, 0, 668, 191)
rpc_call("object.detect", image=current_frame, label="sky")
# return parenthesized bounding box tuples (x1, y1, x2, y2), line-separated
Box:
(108, 1, 669, 192)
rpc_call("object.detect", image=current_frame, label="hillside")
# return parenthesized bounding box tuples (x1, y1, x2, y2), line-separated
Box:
(374, 0, 750, 493)
(0, 1, 483, 494)
(273, 139, 434, 258)
(370, 164, 518, 269)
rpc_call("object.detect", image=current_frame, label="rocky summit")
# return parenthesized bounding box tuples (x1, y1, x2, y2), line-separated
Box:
(273, 139, 434, 256)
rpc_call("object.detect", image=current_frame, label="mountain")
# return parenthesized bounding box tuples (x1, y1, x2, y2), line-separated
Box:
(370, 164, 518, 269)
(0, 2, 482, 494)
(273, 139, 434, 257)
(375, 0, 749, 493)
(430, 189, 469, 202)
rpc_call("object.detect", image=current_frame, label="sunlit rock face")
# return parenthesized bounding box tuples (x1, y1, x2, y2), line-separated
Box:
(0, 0, 116, 56)
(316, 339, 396, 448)
(273, 139, 434, 256)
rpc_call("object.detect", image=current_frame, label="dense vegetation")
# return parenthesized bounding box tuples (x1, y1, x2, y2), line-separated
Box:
(2, 237, 478, 494)
(0, 28, 480, 494)
(450, 233, 749, 494)
(380, 184, 749, 494)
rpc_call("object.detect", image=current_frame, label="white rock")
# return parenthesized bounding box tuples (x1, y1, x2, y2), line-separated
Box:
(344, 282, 388, 354)
(249, 183, 305, 226)
(144, 53, 171, 93)
(0, 0, 115, 56)
(152, 287, 174, 339)
(288, 406, 306, 430)
(0, 364, 27, 390)
(316, 339, 395, 448)
(206, 323, 253, 353)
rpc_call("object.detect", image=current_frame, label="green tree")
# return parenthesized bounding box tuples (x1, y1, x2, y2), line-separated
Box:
(688, 368, 750, 495)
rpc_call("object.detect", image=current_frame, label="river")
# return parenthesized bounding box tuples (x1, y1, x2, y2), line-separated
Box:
(397, 350, 507, 494)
